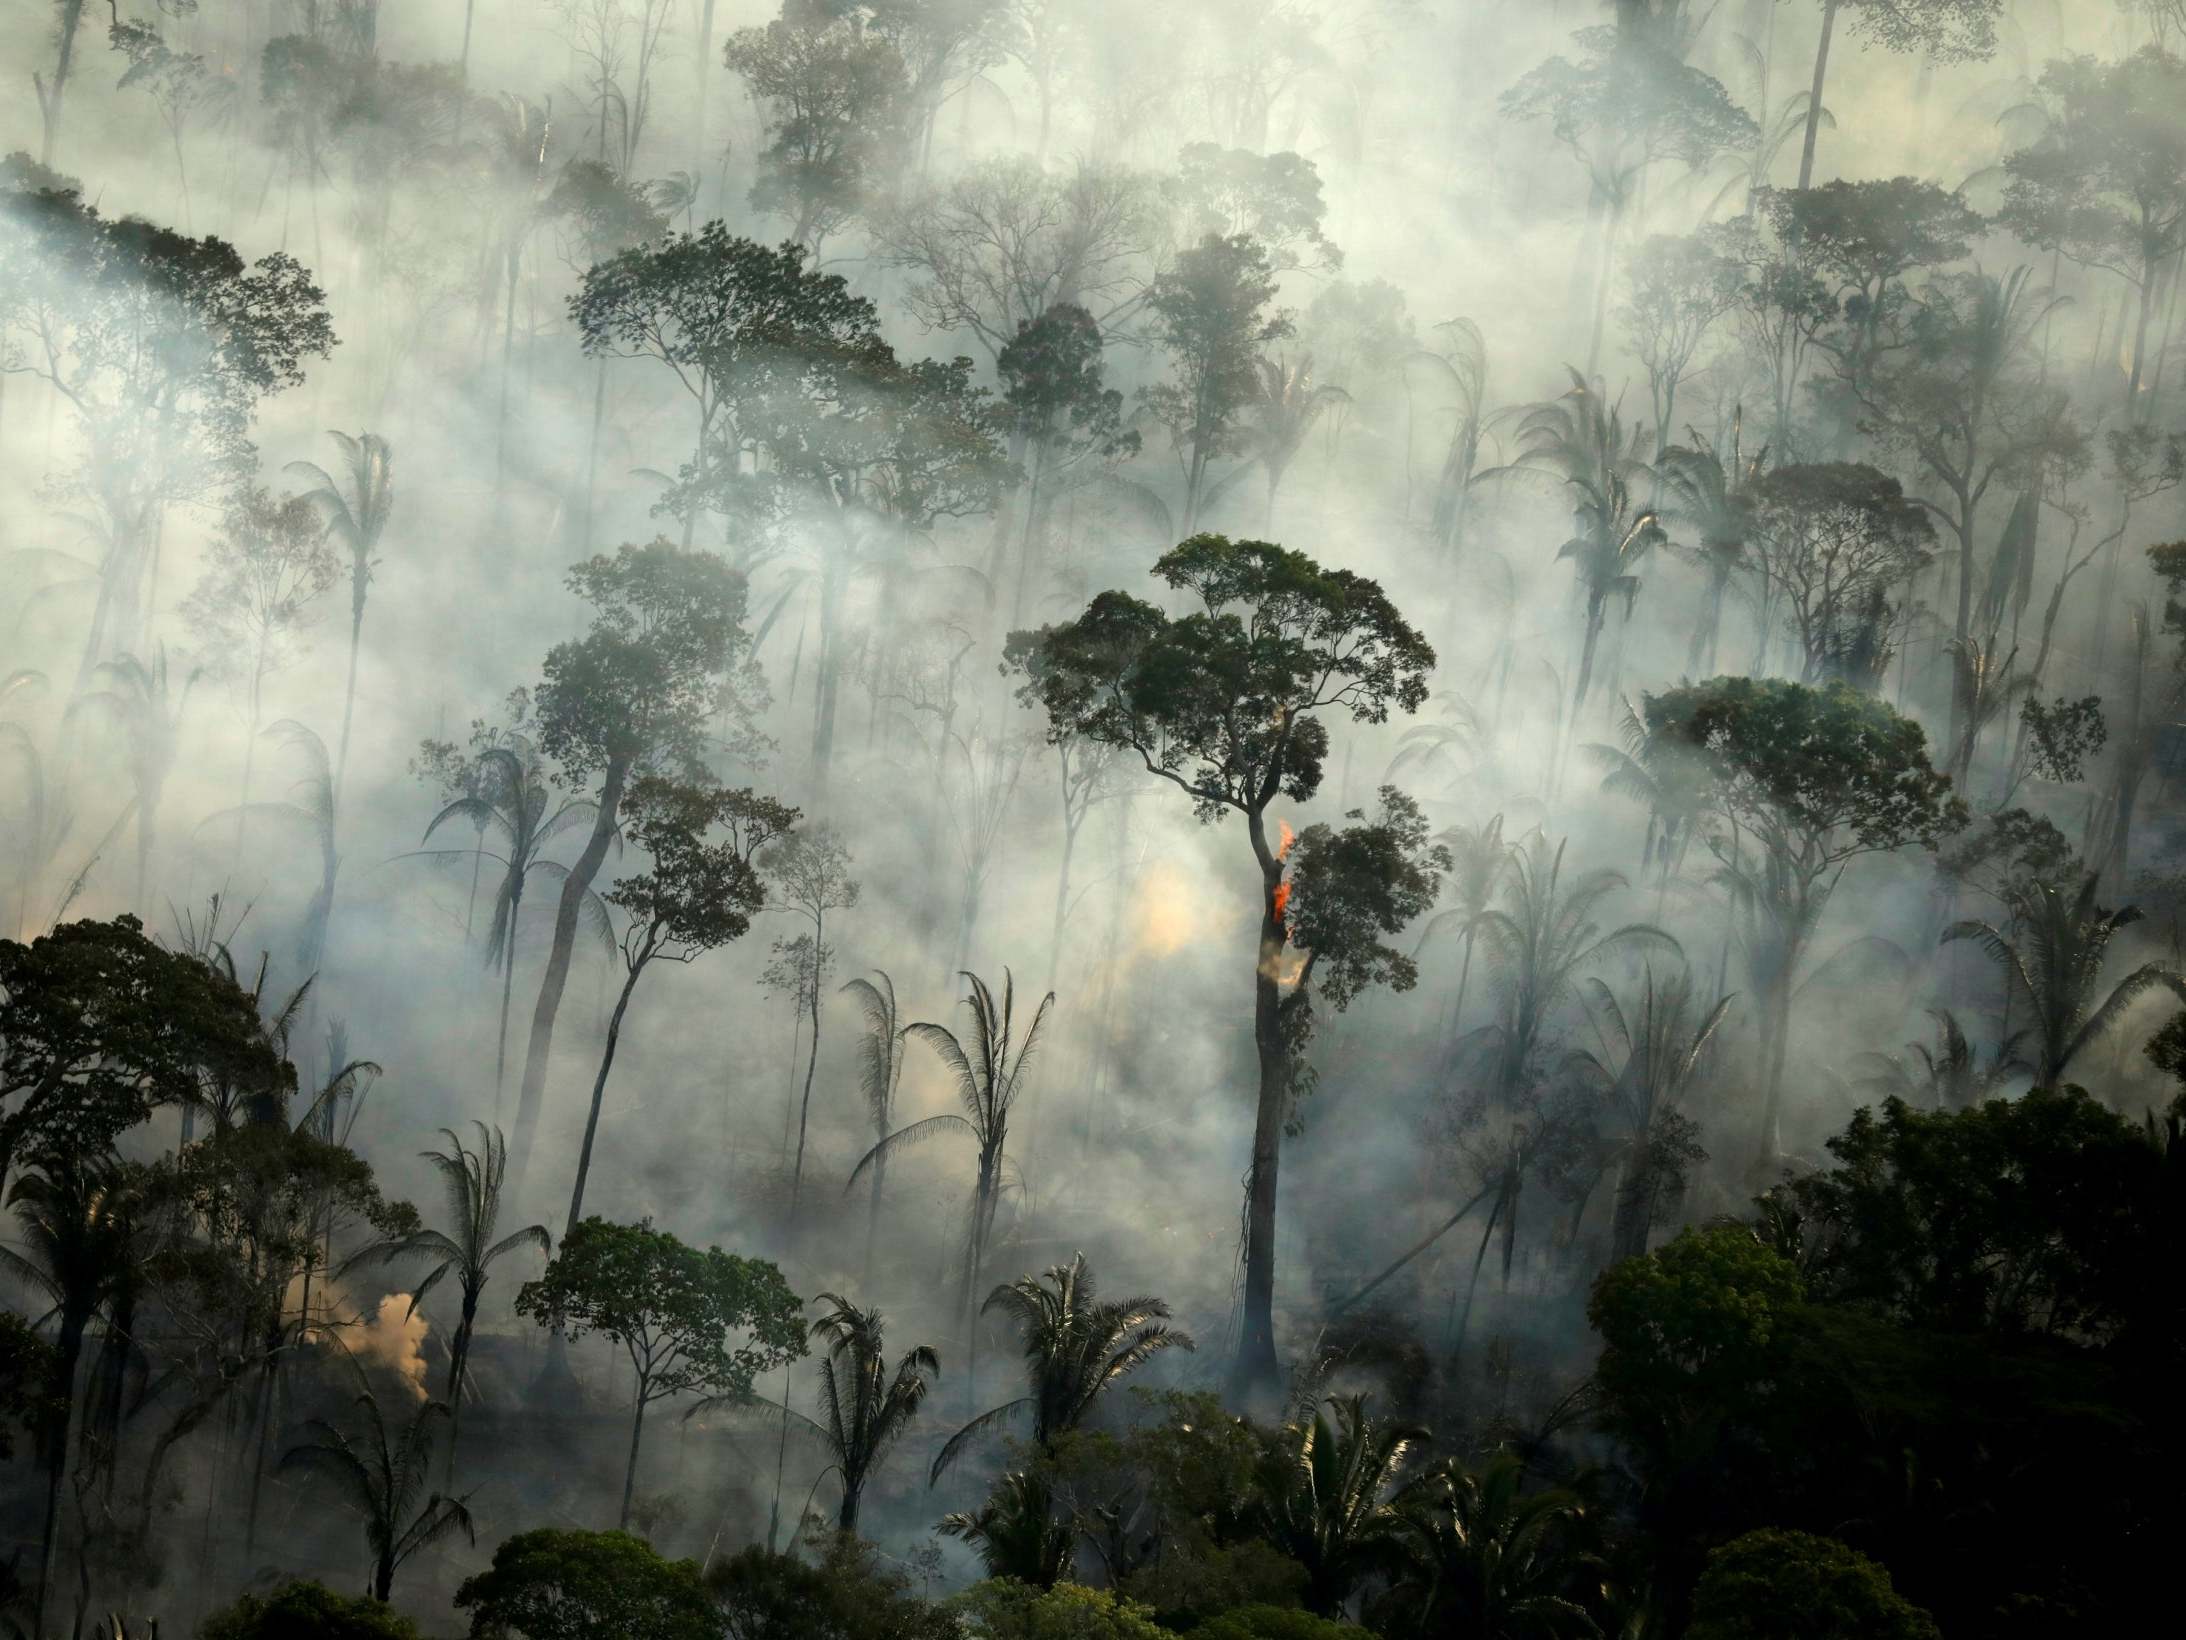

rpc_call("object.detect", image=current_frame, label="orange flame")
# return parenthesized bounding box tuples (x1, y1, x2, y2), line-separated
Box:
(1275, 819, 1297, 860)
(1272, 879, 1292, 923)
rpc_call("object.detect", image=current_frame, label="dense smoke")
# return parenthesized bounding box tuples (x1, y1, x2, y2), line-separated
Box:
(2, 1, 2183, 1634)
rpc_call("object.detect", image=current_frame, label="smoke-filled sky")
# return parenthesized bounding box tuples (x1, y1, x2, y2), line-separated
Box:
(5, 0, 2186, 1598)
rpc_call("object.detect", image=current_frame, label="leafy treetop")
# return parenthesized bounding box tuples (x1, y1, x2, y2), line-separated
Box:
(515, 1217, 806, 1411)
(1009, 535, 1434, 826)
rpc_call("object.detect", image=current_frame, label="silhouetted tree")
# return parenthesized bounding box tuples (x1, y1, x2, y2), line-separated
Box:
(343, 1124, 549, 1463)
(276, 1381, 475, 1603)
(1012, 535, 1435, 1399)
(516, 1217, 805, 1528)
(1638, 677, 1963, 1160)
(931, 1252, 1190, 1481)
(1945, 876, 2186, 1086)
(511, 543, 757, 1177)
(564, 779, 792, 1235)
(1140, 236, 1293, 533)
(284, 430, 394, 805)
(1786, 2, 2000, 193)
(762, 824, 857, 1218)
(854, 970, 1054, 1328)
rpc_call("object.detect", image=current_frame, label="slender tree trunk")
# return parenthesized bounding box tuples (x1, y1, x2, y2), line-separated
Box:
(788, 981, 822, 1218)
(1753, 969, 1794, 1164)
(863, 1140, 888, 1284)
(619, 1388, 649, 1531)
(1795, 0, 1839, 193)
(495, 246, 519, 502)
(567, 957, 643, 1239)
(494, 899, 520, 1115)
(335, 582, 366, 811)
(513, 762, 627, 1176)
(36, 2, 86, 169)
(32, 1309, 90, 1633)
(1231, 812, 1288, 1405)
(2127, 251, 2156, 416)
(581, 356, 608, 554)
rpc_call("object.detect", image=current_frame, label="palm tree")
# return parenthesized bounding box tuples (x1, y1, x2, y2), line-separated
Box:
(930, 1253, 1192, 1483)
(79, 647, 197, 910)
(1944, 877, 2186, 1086)
(840, 973, 907, 1279)
(802, 1295, 939, 1533)
(1475, 837, 1680, 1118)
(285, 431, 394, 806)
(1245, 354, 1349, 527)
(277, 1385, 476, 1602)
(1501, 371, 1662, 718)
(343, 1124, 548, 1463)
(1451, 836, 1676, 1348)
(849, 970, 1055, 1327)
(2, 1155, 139, 1635)
(1851, 1007, 2025, 1111)
(1567, 968, 1732, 1264)
(1416, 813, 1510, 1074)
(406, 738, 603, 1104)
(1588, 698, 1704, 909)
(1384, 1452, 1603, 1637)
(1655, 419, 1764, 675)
(1944, 637, 2034, 793)
(939, 1470, 1076, 1588)
(1257, 1393, 1428, 1616)
(1404, 317, 1493, 554)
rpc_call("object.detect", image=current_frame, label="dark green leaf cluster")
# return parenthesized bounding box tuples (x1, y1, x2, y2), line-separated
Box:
(515, 1217, 806, 1409)
(1011, 536, 1433, 822)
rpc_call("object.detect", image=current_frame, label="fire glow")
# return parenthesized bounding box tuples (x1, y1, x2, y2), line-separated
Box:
(1270, 819, 1297, 928)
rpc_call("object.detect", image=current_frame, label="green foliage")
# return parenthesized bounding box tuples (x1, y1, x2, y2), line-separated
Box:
(1588, 1226, 1807, 1462)
(1181, 1607, 1367, 1640)
(0, 1310, 57, 1464)
(935, 1254, 1192, 1482)
(609, 778, 797, 959)
(1783, 1087, 2166, 1342)
(455, 1529, 716, 1640)
(1688, 1530, 1939, 1640)
(724, 10, 909, 244)
(516, 1217, 806, 1410)
(1140, 236, 1293, 506)
(1011, 536, 1433, 824)
(948, 1579, 1168, 1640)
(1166, 145, 1341, 276)
(2001, 49, 2186, 294)
(1640, 677, 1963, 857)
(199, 1579, 424, 1640)
(1253, 1395, 1425, 1615)
(707, 1540, 955, 1640)
(1283, 787, 1451, 1010)
(802, 1293, 940, 1532)
(535, 541, 758, 786)
(942, 1471, 1080, 1589)
(0, 914, 286, 1179)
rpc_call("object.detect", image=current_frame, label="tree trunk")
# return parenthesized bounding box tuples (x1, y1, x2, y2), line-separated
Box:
(373, 1545, 395, 1603)
(567, 956, 643, 1239)
(334, 581, 367, 811)
(494, 900, 520, 1116)
(37, 3, 86, 168)
(619, 1389, 648, 1531)
(1795, 0, 1839, 193)
(1753, 970, 1794, 1164)
(512, 761, 627, 1176)
(495, 246, 519, 502)
(32, 1311, 86, 1637)
(788, 982, 822, 1218)
(1231, 814, 1288, 1405)
(581, 355, 609, 554)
